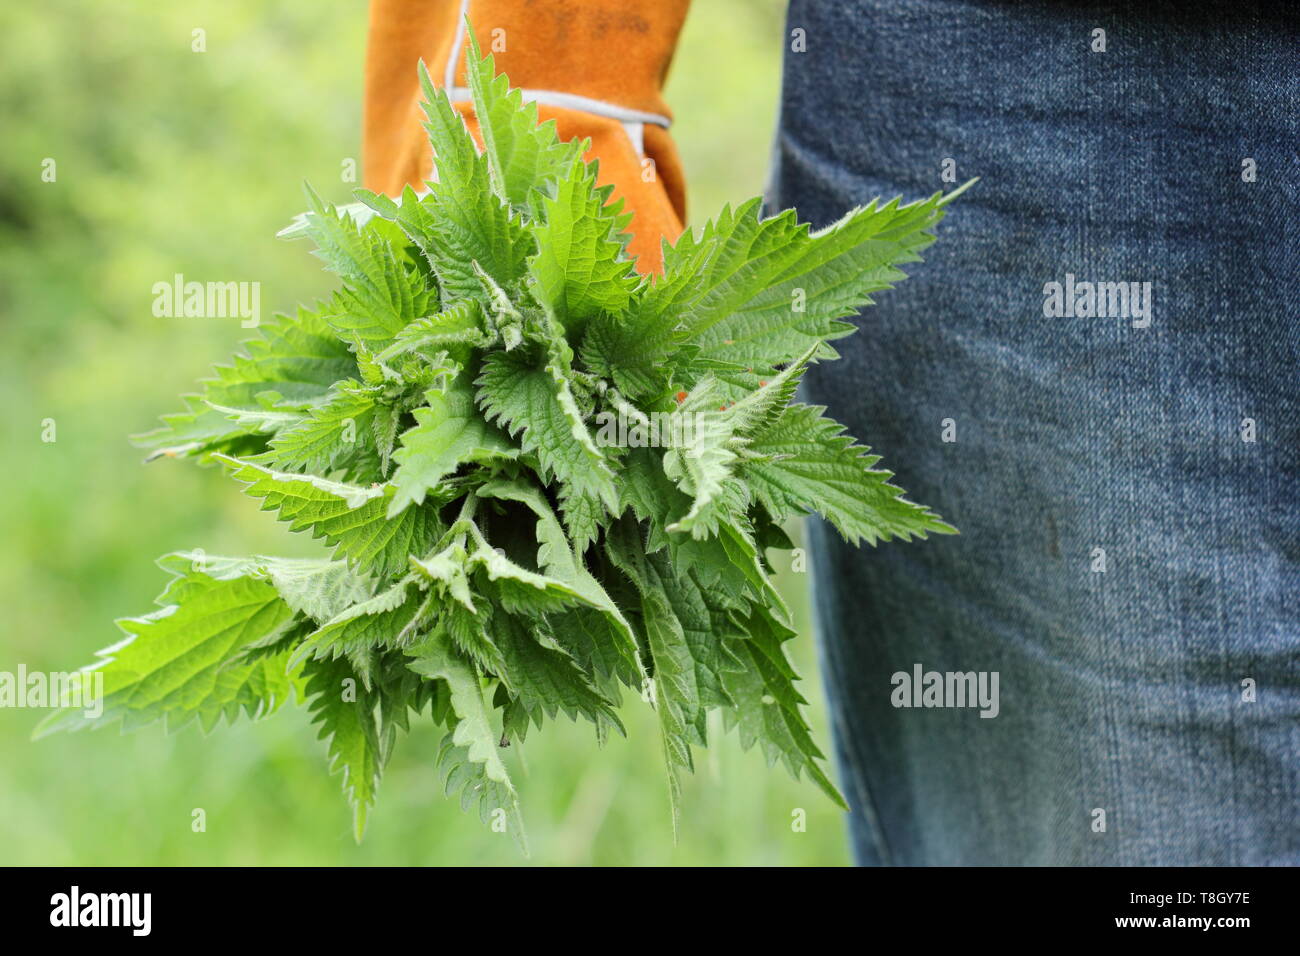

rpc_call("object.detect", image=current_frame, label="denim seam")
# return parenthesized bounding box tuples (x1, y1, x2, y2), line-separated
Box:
(810, 520, 897, 866)
(840, 715, 896, 867)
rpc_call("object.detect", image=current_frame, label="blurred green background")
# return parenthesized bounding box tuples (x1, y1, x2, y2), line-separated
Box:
(0, 0, 852, 865)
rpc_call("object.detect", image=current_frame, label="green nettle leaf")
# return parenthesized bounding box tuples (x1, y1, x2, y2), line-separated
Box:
(43, 36, 967, 847)
(267, 380, 381, 475)
(133, 304, 357, 461)
(359, 61, 529, 306)
(475, 348, 617, 512)
(462, 32, 584, 216)
(215, 455, 446, 580)
(743, 402, 954, 545)
(720, 605, 848, 810)
(388, 376, 516, 517)
(303, 655, 385, 841)
(528, 150, 638, 338)
(407, 631, 526, 851)
(583, 187, 969, 400)
(301, 186, 438, 352)
(292, 577, 426, 680)
(154, 551, 374, 624)
(34, 567, 299, 738)
(377, 299, 494, 367)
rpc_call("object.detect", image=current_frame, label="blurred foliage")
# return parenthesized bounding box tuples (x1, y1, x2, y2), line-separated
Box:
(0, 0, 849, 865)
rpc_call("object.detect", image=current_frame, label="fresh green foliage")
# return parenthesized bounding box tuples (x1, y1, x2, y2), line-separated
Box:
(38, 38, 962, 848)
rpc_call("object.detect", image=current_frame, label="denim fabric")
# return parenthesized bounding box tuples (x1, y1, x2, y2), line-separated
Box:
(770, 0, 1300, 864)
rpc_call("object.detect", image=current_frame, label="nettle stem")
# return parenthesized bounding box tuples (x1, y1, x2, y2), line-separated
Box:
(444, 492, 480, 553)
(598, 381, 654, 432)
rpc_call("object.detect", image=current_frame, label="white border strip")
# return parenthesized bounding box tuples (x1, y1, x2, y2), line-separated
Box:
(442, 0, 671, 132)
(444, 86, 670, 129)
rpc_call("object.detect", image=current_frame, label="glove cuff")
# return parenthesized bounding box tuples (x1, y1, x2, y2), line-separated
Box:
(363, 0, 691, 273)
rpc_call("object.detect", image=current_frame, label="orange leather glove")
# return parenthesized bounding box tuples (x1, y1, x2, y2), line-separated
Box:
(363, 0, 690, 275)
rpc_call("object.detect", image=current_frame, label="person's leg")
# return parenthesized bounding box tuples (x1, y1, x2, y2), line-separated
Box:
(772, 0, 1299, 865)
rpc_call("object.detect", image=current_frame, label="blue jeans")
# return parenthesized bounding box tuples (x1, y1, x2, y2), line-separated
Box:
(771, 0, 1300, 864)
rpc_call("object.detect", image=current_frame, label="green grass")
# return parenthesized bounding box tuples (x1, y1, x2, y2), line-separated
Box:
(0, 0, 849, 865)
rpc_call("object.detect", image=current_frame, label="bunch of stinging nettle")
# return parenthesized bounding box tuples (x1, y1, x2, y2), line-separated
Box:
(39, 42, 964, 847)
